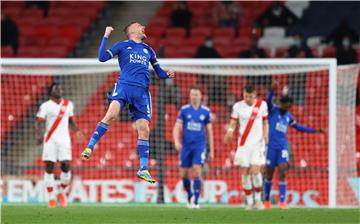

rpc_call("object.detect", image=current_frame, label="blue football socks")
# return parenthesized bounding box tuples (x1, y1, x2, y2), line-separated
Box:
(279, 181, 287, 203)
(182, 177, 193, 200)
(193, 177, 202, 205)
(138, 139, 149, 171)
(87, 122, 109, 150)
(264, 178, 272, 201)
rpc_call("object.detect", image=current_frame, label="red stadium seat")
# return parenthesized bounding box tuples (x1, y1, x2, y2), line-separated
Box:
(22, 8, 44, 18)
(191, 7, 209, 18)
(69, 17, 92, 32)
(165, 28, 186, 38)
(233, 38, 251, 52)
(238, 27, 253, 39)
(59, 25, 82, 41)
(190, 27, 212, 38)
(356, 48, 360, 61)
(155, 7, 173, 17)
(164, 46, 182, 58)
(215, 46, 239, 58)
(49, 37, 75, 51)
(40, 46, 68, 58)
(160, 37, 185, 48)
(3, 7, 21, 19)
(1, 46, 14, 57)
(145, 26, 165, 39)
(180, 46, 197, 58)
(19, 35, 47, 48)
(17, 17, 43, 28)
(33, 25, 58, 39)
(213, 28, 236, 38)
(213, 36, 234, 48)
(323, 47, 336, 58)
(275, 48, 288, 58)
(48, 8, 69, 17)
(148, 17, 169, 27)
(183, 37, 205, 48)
(18, 46, 42, 57)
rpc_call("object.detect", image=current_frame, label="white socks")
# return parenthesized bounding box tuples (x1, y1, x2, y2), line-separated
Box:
(60, 171, 71, 194)
(242, 173, 263, 205)
(242, 175, 253, 205)
(44, 172, 55, 199)
(252, 173, 263, 203)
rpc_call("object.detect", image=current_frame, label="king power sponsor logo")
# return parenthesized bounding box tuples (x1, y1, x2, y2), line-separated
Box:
(1, 178, 329, 207)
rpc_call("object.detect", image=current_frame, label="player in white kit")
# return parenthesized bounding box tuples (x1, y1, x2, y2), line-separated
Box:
(224, 85, 268, 210)
(35, 83, 83, 208)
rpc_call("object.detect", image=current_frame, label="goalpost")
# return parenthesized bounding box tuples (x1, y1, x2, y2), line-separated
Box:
(1, 58, 359, 208)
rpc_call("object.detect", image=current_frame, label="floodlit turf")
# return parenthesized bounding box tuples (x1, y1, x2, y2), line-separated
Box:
(1, 204, 359, 224)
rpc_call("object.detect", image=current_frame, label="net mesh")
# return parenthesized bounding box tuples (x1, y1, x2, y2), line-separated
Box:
(1, 60, 358, 207)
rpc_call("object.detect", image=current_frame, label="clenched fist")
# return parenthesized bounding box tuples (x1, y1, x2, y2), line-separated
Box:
(104, 26, 114, 38)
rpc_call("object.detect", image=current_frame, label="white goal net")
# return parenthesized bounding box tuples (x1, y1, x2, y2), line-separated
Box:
(1, 58, 359, 207)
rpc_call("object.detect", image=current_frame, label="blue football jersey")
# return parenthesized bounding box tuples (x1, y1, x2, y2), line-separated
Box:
(177, 104, 211, 148)
(268, 106, 296, 149)
(107, 40, 157, 89)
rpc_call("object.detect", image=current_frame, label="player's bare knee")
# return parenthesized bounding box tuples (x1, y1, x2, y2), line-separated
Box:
(192, 166, 202, 177)
(180, 169, 189, 178)
(44, 161, 55, 174)
(249, 166, 261, 175)
(137, 123, 150, 138)
(60, 161, 71, 172)
(240, 167, 250, 176)
(102, 114, 117, 125)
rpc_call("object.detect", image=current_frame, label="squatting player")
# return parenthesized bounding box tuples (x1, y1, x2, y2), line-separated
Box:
(81, 22, 175, 183)
(264, 82, 323, 209)
(36, 83, 83, 208)
(173, 87, 214, 209)
(224, 85, 268, 210)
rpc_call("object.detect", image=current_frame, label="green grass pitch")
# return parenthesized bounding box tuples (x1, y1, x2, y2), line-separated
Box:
(1, 204, 359, 224)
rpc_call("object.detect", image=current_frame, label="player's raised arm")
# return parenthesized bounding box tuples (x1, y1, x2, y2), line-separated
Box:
(267, 81, 278, 112)
(291, 120, 322, 133)
(98, 26, 115, 62)
(149, 48, 175, 79)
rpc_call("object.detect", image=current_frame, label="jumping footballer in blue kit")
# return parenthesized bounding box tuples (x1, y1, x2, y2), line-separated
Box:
(264, 83, 322, 209)
(81, 23, 175, 183)
(173, 87, 214, 209)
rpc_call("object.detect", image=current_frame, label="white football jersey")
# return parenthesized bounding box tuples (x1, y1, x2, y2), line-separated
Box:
(231, 99, 268, 147)
(36, 99, 74, 142)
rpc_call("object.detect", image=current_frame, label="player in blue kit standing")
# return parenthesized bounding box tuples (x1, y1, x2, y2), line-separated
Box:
(81, 22, 175, 183)
(264, 82, 322, 209)
(173, 87, 214, 209)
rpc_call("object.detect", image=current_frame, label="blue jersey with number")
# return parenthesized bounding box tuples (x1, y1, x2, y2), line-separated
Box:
(177, 104, 211, 148)
(266, 90, 316, 167)
(268, 106, 296, 149)
(107, 40, 157, 89)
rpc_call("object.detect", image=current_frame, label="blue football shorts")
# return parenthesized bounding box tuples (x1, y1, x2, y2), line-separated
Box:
(108, 82, 152, 122)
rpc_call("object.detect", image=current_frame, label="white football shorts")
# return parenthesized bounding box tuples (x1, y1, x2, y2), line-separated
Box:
(42, 138, 72, 162)
(233, 142, 265, 167)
